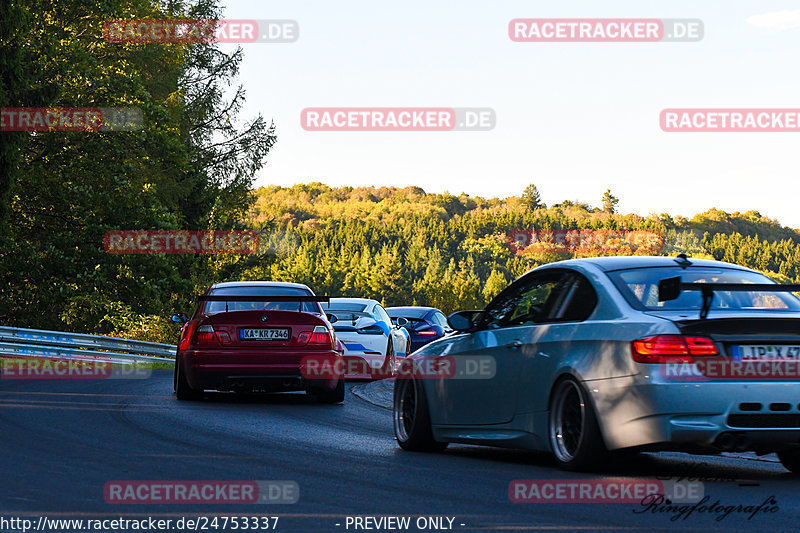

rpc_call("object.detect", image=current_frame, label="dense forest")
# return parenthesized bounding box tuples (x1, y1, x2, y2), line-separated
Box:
(240, 183, 800, 321)
(3, 2, 800, 345)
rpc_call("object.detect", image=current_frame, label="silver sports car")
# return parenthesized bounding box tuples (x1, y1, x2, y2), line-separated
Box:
(393, 255, 800, 472)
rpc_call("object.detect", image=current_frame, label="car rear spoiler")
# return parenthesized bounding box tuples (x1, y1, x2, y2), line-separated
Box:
(657, 276, 800, 319)
(198, 295, 329, 302)
(197, 295, 330, 313)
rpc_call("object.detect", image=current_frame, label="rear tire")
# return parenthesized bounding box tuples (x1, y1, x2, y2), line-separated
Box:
(548, 377, 608, 471)
(314, 377, 345, 404)
(379, 340, 395, 378)
(393, 377, 447, 452)
(174, 356, 202, 401)
(778, 450, 800, 474)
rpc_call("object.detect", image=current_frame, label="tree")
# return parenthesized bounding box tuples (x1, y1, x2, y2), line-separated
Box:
(602, 189, 619, 213)
(522, 184, 544, 210)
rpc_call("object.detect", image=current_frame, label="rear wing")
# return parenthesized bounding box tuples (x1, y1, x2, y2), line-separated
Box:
(198, 295, 329, 302)
(657, 276, 800, 319)
(197, 295, 330, 313)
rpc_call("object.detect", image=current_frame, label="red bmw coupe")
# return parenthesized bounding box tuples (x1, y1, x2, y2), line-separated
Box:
(173, 281, 344, 403)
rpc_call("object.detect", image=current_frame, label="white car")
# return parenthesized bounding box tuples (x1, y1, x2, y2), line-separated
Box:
(321, 298, 410, 378)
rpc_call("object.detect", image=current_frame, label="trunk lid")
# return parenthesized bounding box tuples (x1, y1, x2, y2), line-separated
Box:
(208, 310, 328, 350)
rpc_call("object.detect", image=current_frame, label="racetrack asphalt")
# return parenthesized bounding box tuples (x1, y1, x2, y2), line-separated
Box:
(0, 370, 797, 532)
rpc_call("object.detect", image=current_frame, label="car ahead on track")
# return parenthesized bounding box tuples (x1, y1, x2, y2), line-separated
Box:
(321, 298, 410, 379)
(387, 306, 452, 353)
(172, 281, 344, 403)
(393, 255, 800, 473)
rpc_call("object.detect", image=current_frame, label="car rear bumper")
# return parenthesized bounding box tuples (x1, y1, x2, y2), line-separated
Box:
(181, 348, 342, 392)
(588, 374, 800, 452)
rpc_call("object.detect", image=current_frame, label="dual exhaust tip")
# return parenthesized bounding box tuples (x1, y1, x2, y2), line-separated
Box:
(715, 431, 750, 452)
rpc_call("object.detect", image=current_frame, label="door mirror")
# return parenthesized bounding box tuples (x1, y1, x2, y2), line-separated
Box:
(395, 317, 409, 328)
(326, 313, 339, 324)
(171, 312, 188, 324)
(447, 310, 482, 332)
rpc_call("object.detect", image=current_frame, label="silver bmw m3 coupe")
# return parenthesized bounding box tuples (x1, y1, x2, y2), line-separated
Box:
(393, 255, 800, 472)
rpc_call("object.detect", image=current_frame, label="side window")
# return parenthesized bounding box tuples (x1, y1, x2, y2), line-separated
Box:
(375, 305, 392, 325)
(480, 271, 569, 329)
(432, 312, 449, 328)
(552, 273, 598, 322)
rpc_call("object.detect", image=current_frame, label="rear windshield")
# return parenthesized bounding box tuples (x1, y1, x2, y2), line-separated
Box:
(608, 267, 800, 311)
(387, 308, 429, 319)
(203, 286, 320, 315)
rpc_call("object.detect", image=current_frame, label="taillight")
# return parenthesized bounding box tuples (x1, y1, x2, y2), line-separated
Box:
(631, 335, 718, 363)
(298, 326, 334, 348)
(179, 321, 197, 351)
(417, 330, 437, 336)
(192, 324, 221, 348)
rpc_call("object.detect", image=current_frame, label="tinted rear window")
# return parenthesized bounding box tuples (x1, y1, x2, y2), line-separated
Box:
(204, 286, 320, 314)
(608, 267, 800, 311)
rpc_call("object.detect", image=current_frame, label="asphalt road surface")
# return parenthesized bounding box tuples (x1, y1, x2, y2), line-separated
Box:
(1, 370, 798, 532)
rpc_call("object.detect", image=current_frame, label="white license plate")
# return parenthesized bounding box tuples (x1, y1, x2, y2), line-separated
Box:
(240, 328, 289, 340)
(732, 345, 800, 360)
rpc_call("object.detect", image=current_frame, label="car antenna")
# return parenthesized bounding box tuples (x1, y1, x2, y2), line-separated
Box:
(674, 253, 692, 269)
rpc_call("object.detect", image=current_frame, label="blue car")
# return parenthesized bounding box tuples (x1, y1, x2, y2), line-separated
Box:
(387, 307, 452, 353)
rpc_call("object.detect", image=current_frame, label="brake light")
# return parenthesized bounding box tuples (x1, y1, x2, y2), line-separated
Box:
(193, 324, 221, 348)
(417, 330, 437, 336)
(632, 335, 718, 363)
(298, 326, 334, 348)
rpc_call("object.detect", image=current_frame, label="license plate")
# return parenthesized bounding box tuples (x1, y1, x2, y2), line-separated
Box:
(239, 328, 289, 341)
(731, 345, 800, 360)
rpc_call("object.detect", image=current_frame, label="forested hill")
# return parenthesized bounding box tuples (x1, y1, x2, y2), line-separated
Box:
(242, 183, 800, 316)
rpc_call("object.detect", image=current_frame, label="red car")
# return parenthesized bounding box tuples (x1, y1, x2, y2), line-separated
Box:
(172, 281, 344, 403)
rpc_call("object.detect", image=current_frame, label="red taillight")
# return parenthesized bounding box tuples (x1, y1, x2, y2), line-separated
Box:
(298, 326, 334, 348)
(179, 321, 197, 351)
(192, 324, 221, 348)
(417, 330, 437, 336)
(632, 335, 718, 363)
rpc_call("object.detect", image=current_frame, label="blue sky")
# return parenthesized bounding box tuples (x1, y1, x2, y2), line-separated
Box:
(218, 1, 800, 227)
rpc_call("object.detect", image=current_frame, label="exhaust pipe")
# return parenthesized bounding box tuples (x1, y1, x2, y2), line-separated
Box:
(734, 433, 750, 451)
(715, 432, 735, 451)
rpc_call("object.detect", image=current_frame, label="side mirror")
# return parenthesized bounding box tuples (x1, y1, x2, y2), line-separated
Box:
(171, 312, 188, 323)
(396, 317, 409, 327)
(658, 276, 682, 302)
(447, 310, 482, 332)
(326, 313, 339, 324)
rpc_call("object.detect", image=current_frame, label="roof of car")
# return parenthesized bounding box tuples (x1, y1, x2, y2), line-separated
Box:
(539, 255, 754, 273)
(210, 281, 313, 290)
(387, 306, 436, 312)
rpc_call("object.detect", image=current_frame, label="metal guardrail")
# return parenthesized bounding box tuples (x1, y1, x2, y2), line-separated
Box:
(0, 326, 176, 365)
